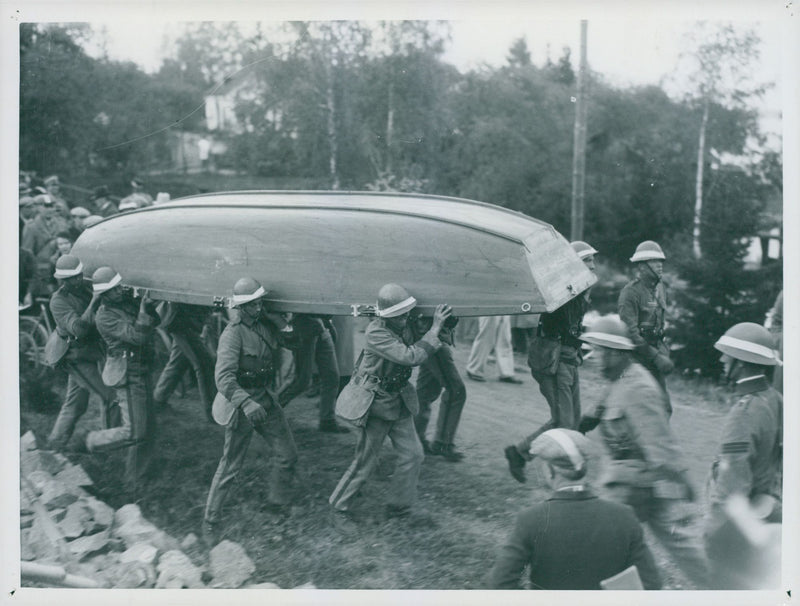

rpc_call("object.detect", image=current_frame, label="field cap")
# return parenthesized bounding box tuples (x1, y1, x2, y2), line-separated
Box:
(70, 206, 91, 218)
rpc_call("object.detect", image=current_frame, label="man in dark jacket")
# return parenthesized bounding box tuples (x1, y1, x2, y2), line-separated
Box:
(504, 241, 596, 482)
(489, 429, 661, 590)
(47, 255, 118, 450)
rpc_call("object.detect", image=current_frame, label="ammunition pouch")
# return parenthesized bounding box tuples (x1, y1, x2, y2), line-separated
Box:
(380, 367, 413, 393)
(237, 368, 272, 389)
(640, 326, 664, 347)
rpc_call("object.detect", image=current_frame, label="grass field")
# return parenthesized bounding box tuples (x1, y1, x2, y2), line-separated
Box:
(19, 334, 733, 590)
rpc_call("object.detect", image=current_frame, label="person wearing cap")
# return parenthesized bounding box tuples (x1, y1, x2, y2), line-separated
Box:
(412, 310, 466, 462)
(47, 256, 118, 451)
(19, 195, 38, 225)
(86, 266, 160, 494)
(578, 315, 709, 588)
(489, 429, 661, 590)
(44, 175, 71, 216)
(91, 186, 118, 217)
(329, 284, 452, 530)
(504, 241, 597, 483)
(704, 322, 783, 589)
(618, 240, 674, 410)
(278, 314, 347, 433)
(203, 277, 299, 545)
(465, 315, 522, 384)
(152, 302, 216, 422)
(22, 194, 69, 297)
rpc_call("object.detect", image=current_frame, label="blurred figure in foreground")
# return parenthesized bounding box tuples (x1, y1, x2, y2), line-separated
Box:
(488, 429, 661, 590)
(704, 322, 782, 589)
(578, 315, 709, 589)
(764, 290, 783, 394)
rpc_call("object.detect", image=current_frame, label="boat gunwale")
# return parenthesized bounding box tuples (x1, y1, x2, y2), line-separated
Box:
(93, 190, 556, 250)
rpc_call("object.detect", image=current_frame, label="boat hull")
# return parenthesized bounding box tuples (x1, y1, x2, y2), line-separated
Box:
(71, 191, 595, 316)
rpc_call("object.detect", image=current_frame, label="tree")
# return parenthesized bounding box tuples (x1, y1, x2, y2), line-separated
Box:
(506, 37, 531, 68)
(676, 23, 766, 259)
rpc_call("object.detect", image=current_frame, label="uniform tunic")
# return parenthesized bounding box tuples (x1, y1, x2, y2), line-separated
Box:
(594, 361, 709, 588)
(204, 311, 298, 523)
(618, 276, 671, 405)
(47, 283, 116, 448)
(329, 318, 440, 511)
(488, 488, 662, 590)
(90, 297, 158, 489)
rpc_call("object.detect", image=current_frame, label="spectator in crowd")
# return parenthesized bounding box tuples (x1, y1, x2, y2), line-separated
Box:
(67, 206, 91, 240)
(465, 316, 522, 384)
(47, 255, 118, 451)
(488, 429, 661, 590)
(44, 174, 71, 215)
(203, 278, 298, 545)
(153, 302, 216, 422)
(19, 195, 38, 226)
(19, 246, 37, 309)
(618, 240, 674, 411)
(329, 284, 451, 532)
(119, 177, 153, 209)
(83, 267, 160, 497)
(505, 241, 597, 483)
(278, 315, 347, 433)
(704, 322, 782, 589)
(577, 315, 709, 589)
(91, 186, 118, 217)
(412, 312, 466, 461)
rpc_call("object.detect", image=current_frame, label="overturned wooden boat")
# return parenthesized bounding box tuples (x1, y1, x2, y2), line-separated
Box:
(71, 191, 595, 316)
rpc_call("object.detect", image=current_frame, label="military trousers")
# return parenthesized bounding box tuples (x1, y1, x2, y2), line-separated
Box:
(604, 483, 709, 589)
(330, 414, 424, 512)
(48, 359, 117, 449)
(415, 345, 466, 446)
(86, 365, 156, 490)
(519, 363, 581, 458)
(153, 330, 216, 421)
(280, 329, 339, 423)
(204, 402, 298, 524)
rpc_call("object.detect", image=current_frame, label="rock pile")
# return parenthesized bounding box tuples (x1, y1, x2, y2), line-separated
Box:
(19, 431, 272, 589)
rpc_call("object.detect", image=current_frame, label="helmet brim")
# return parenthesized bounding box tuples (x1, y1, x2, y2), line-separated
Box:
(579, 331, 635, 350)
(714, 335, 778, 366)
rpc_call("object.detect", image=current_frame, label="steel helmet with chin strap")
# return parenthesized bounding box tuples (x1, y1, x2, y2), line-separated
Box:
(579, 315, 636, 350)
(376, 283, 417, 318)
(630, 240, 666, 263)
(231, 277, 268, 307)
(91, 266, 122, 293)
(714, 322, 780, 366)
(571, 241, 598, 260)
(53, 254, 84, 279)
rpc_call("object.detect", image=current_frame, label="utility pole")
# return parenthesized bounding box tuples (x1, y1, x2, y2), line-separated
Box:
(570, 20, 588, 241)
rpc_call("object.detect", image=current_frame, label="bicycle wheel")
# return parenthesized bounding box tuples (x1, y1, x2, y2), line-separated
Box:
(19, 316, 50, 349)
(19, 330, 46, 384)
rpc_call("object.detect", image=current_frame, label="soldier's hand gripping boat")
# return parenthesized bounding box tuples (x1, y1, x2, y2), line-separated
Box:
(71, 190, 595, 316)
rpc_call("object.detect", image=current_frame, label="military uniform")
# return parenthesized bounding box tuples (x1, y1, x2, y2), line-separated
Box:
(329, 318, 440, 512)
(90, 297, 158, 490)
(204, 311, 298, 525)
(517, 294, 589, 456)
(704, 375, 782, 587)
(278, 315, 340, 426)
(412, 318, 466, 453)
(153, 303, 216, 421)
(618, 276, 671, 409)
(593, 362, 709, 588)
(488, 488, 662, 590)
(47, 282, 116, 449)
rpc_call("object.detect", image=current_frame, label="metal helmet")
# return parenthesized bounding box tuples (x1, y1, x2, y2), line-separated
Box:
(53, 254, 84, 279)
(630, 240, 666, 263)
(376, 283, 417, 318)
(570, 241, 598, 260)
(579, 315, 635, 350)
(231, 277, 267, 307)
(714, 322, 779, 366)
(91, 266, 122, 293)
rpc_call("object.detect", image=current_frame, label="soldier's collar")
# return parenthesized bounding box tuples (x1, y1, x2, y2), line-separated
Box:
(734, 374, 769, 395)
